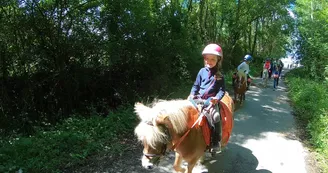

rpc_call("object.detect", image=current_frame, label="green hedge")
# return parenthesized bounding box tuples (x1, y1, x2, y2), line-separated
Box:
(285, 68, 328, 171)
(0, 106, 137, 173)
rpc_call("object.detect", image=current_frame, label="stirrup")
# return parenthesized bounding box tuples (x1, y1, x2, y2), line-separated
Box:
(210, 142, 222, 156)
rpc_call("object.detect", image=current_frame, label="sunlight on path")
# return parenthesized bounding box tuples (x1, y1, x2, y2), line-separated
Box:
(242, 132, 307, 173)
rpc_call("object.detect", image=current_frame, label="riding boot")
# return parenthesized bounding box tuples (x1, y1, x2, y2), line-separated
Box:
(210, 122, 222, 154)
(277, 77, 279, 86)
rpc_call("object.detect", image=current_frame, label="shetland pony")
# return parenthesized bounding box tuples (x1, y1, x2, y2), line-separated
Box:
(134, 93, 234, 173)
(233, 76, 247, 105)
(262, 68, 269, 87)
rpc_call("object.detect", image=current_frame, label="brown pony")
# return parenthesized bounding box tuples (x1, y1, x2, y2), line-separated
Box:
(134, 93, 234, 173)
(233, 76, 247, 105)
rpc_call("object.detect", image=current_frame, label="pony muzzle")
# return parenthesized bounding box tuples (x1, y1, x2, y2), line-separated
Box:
(142, 154, 161, 169)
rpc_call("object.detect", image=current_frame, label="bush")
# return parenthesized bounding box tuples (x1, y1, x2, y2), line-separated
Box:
(0, 106, 137, 173)
(288, 79, 327, 123)
(308, 110, 328, 150)
(285, 68, 328, 171)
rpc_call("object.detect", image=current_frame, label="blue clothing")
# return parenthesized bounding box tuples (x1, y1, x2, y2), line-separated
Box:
(273, 70, 279, 88)
(190, 67, 225, 100)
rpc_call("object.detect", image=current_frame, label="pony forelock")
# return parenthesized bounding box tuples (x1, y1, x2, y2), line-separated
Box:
(134, 99, 194, 147)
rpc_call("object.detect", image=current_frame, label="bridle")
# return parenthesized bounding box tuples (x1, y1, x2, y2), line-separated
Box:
(141, 101, 209, 165)
(142, 120, 169, 165)
(143, 144, 167, 166)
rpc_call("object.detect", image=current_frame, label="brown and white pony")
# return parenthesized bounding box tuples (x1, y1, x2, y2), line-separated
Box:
(134, 94, 234, 173)
(134, 99, 206, 172)
(233, 76, 247, 105)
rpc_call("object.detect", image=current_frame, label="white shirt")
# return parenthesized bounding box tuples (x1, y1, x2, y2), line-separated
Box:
(237, 61, 250, 74)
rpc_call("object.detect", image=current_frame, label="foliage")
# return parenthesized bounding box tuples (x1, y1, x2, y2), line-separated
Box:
(0, 0, 293, 134)
(285, 68, 328, 172)
(295, 0, 328, 80)
(0, 106, 137, 173)
(291, 2, 328, 169)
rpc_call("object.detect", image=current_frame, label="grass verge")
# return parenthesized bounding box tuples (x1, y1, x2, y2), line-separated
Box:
(284, 68, 328, 172)
(0, 106, 137, 173)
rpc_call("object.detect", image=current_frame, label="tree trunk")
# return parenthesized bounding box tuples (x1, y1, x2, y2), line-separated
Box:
(248, 19, 252, 52)
(199, 0, 206, 41)
(229, 0, 241, 54)
(187, 0, 193, 12)
(251, 19, 259, 55)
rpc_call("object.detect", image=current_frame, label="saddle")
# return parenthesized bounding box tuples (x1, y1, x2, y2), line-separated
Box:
(190, 98, 216, 129)
(189, 92, 234, 147)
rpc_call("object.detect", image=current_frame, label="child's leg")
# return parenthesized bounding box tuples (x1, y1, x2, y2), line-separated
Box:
(210, 104, 222, 153)
(273, 78, 275, 88)
(237, 71, 246, 83)
(262, 69, 266, 80)
(212, 104, 221, 123)
(237, 71, 242, 83)
(237, 71, 241, 81)
(241, 73, 246, 84)
(276, 74, 279, 86)
(273, 78, 277, 88)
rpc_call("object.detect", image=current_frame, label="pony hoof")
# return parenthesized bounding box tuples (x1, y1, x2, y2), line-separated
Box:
(197, 163, 209, 172)
(211, 152, 216, 157)
(173, 166, 185, 173)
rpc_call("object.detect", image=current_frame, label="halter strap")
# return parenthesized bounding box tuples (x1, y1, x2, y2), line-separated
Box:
(171, 113, 204, 150)
(171, 99, 214, 150)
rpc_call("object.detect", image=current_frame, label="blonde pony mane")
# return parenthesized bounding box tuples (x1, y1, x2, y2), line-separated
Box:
(134, 99, 194, 148)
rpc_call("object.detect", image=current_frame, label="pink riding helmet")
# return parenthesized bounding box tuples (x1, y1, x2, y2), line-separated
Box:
(202, 44, 223, 57)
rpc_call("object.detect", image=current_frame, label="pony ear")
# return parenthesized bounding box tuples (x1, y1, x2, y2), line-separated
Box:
(155, 114, 172, 129)
(155, 115, 165, 125)
(134, 102, 152, 121)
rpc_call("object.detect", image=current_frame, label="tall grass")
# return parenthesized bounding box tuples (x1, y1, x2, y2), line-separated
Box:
(285, 68, 328, 171)
(0, 106, 138, 173)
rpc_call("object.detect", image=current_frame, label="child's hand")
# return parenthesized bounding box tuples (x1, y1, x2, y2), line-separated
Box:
(187, 95, 194, 100)
(210, 97, 219, 104)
